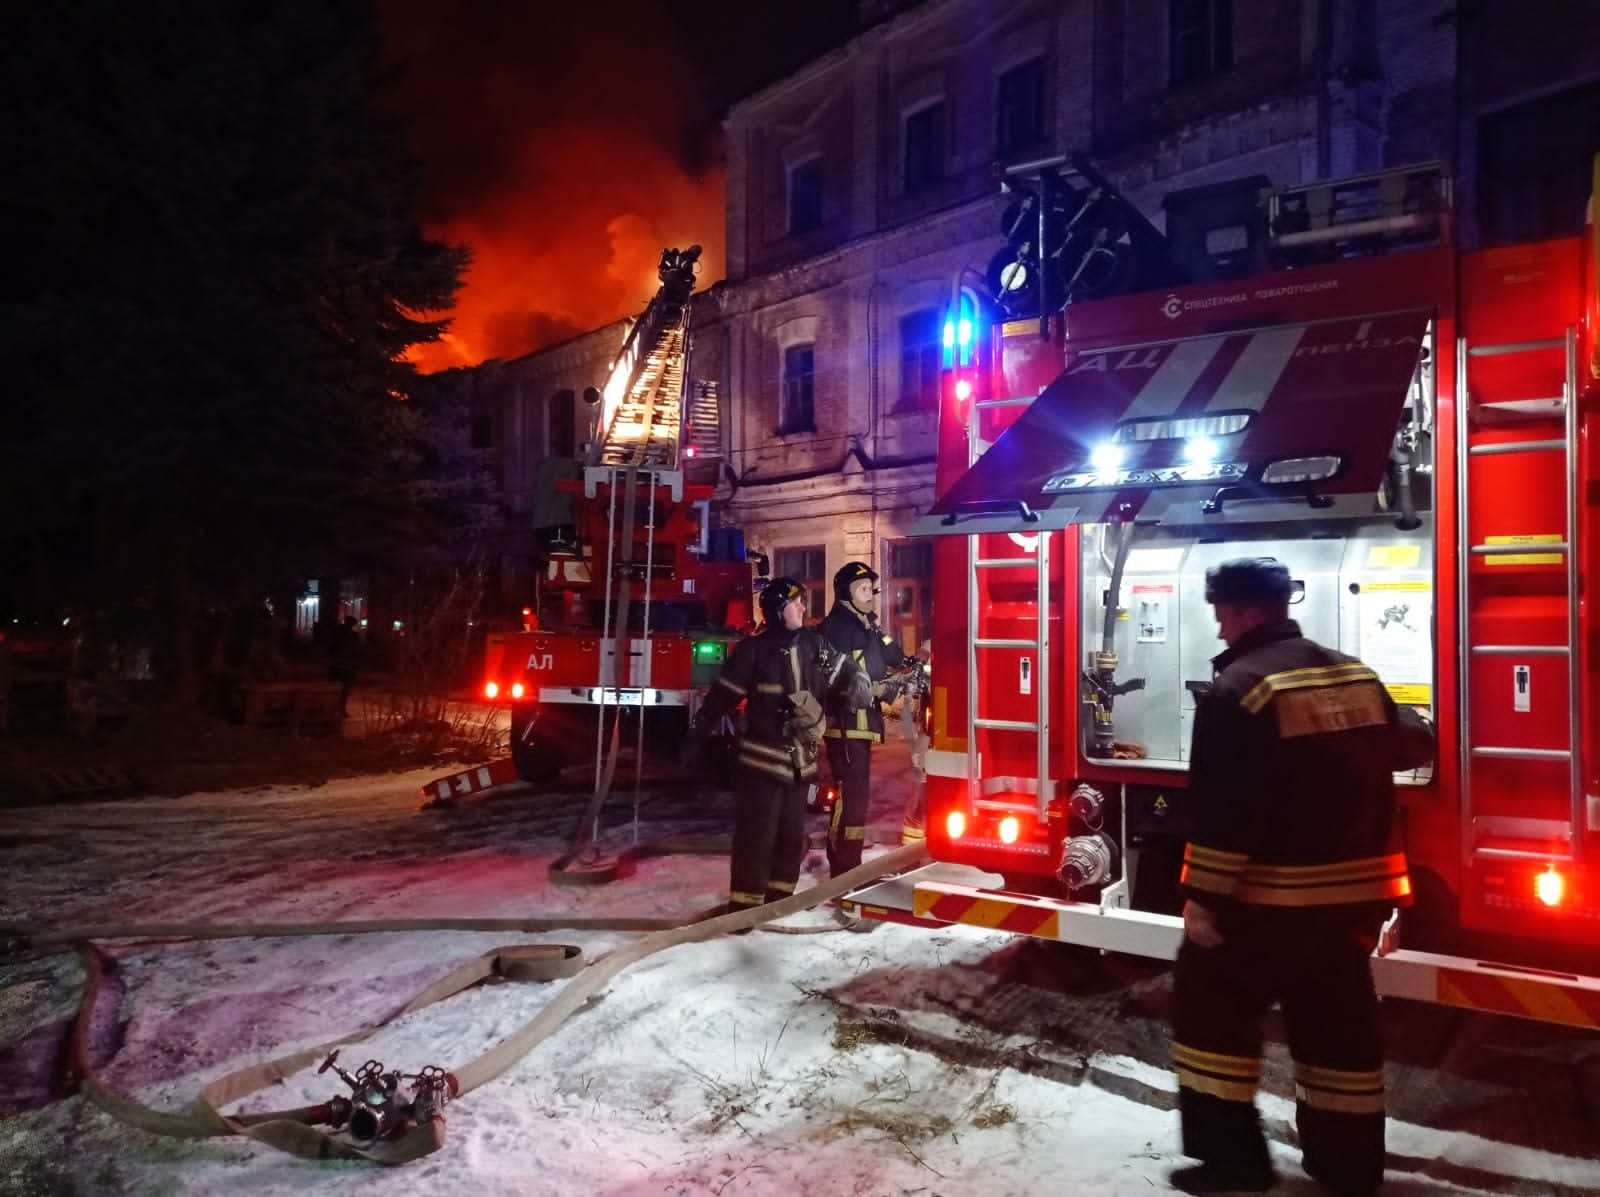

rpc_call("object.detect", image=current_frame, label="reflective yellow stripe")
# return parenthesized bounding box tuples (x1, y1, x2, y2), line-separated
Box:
(1240, 663, 1379, 714)
(737, 754, 798, 781)
(1234, 874, 1412, 906)
(1176, 1066, 1258, 1104)
(717, 677, 747, 696)
(729, 890, 765, 907)
(1184, 843, 1249, 871)
(1172, 1043, 1261, 1080)
(1180, 867, 1240, 896)
(1294, 1063, 1384, 1090)
(755, 683, 785, 694)
(901, 824, 925, 843)
(1295, 1085, 1386, 1115)
(767, 879, 796, 894)
(1244, 853, 1407, 882)
(741, 739, 791, 760)
(823, 728, 882, 740)
(1180, 842, 1249, 897)
(1233, 854, 1411, 906)
(843, 826, 864, 841)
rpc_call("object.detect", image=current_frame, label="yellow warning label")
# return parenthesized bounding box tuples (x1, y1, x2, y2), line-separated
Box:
(1385, 684, 1433, 705)
(1483, 533, 1564, 566)
(1367, 545, 1422, 567)
(1001, 318, 1039, 338)
(1363, 581, 1430, 592)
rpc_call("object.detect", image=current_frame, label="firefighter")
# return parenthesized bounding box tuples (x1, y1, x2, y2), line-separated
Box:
(1169, 558, 1434, 1197)
(818, 561, 914, 879)
(687, 577, 870, 916)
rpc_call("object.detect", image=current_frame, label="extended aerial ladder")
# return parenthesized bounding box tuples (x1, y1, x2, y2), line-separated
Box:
(563, 246, 706, 864)
(429, 246, 735, 838)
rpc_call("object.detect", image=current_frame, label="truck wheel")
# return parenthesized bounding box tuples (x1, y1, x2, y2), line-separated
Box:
(510, 704, 561, 783)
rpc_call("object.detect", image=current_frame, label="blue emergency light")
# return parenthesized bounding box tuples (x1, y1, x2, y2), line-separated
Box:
(942, 294, 980, 369)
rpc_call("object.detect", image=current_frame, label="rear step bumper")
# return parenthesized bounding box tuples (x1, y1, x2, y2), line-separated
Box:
(846, 863, 1600, 1029)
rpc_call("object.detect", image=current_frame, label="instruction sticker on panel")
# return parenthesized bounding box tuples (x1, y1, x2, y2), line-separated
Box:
(1513, 664, 1531, 713)
(1019, 656, 1033, 696)
(1359, 581, 1432, 704)
(1483, 534, 1564, 566)
(1133, 584, 1171, 644)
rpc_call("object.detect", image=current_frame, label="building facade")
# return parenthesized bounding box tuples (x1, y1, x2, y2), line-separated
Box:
(461, 0, 1599, 654)
(691, 0, 1598, 655)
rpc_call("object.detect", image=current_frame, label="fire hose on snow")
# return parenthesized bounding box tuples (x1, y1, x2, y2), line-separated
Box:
(2, 841, 927, 1166)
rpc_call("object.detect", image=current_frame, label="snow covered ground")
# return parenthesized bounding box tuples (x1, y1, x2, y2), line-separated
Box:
(2, 747, 1598, 1196)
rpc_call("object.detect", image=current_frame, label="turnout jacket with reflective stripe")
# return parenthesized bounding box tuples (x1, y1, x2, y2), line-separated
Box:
(818, 604, 900, 742)
(695, 626, 854, 781)
(1180, 619, 1435, 912)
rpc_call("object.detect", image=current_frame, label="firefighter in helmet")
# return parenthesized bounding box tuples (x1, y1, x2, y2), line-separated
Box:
(1169, 558, 1434, 1197)
(687, 577, 870, 916)
(817, 561, 916, 879)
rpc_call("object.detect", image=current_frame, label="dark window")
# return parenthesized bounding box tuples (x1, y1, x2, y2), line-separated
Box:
(904, 102, 946, 193)
(886, 540, 933, 657)
(470, 411, 493, 450)
(549, 388, 576, 457)
(1477, 82, 1600, 247)
(897, 309, 942, 411)
(1169, 0, 1232, 88)
(996, 58, 1046, 157)
(773, 546, 828, 620)
(780, 344, 816, 435)
(889, 541, 932, 578)
(788, 158, 823, 234)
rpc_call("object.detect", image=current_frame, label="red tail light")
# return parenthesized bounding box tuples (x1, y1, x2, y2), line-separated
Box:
(1535, 866, 1565, 907)
(510, 682, 525, 699)
(945, 810, 967, 839)
(484, 681, 499, 699)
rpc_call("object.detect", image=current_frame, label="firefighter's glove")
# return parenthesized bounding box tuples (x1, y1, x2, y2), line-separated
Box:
(787, 691, 827, 751)
(837, 666, 873, 714)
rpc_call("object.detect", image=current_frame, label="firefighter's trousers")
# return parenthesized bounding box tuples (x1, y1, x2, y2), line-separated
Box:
(1173, 905, 1387, 1192)
(824, 738, 871, 876)
(727, 765, 810, 913)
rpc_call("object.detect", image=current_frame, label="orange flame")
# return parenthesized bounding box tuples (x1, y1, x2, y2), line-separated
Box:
(377, 1, 727, 375)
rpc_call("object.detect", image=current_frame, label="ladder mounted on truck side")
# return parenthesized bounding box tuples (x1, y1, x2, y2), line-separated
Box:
(1456, 326, 1585, 864)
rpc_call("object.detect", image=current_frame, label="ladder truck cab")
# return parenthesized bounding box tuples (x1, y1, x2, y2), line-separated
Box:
(481, 246, 760, 782)
(849, 155, 1600, 1030)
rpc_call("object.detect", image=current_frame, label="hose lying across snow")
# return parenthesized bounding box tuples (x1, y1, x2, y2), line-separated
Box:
(5, 841, 927, 1166)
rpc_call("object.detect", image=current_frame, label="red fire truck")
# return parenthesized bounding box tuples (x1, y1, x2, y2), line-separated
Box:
(845, 157, 1600, 1030)
(473, 247, 759, 789)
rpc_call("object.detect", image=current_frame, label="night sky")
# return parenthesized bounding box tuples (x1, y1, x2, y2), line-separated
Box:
(377, 0, 859, 372)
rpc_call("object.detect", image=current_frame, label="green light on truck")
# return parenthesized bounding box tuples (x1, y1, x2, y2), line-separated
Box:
(693, 640, 726, 663)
